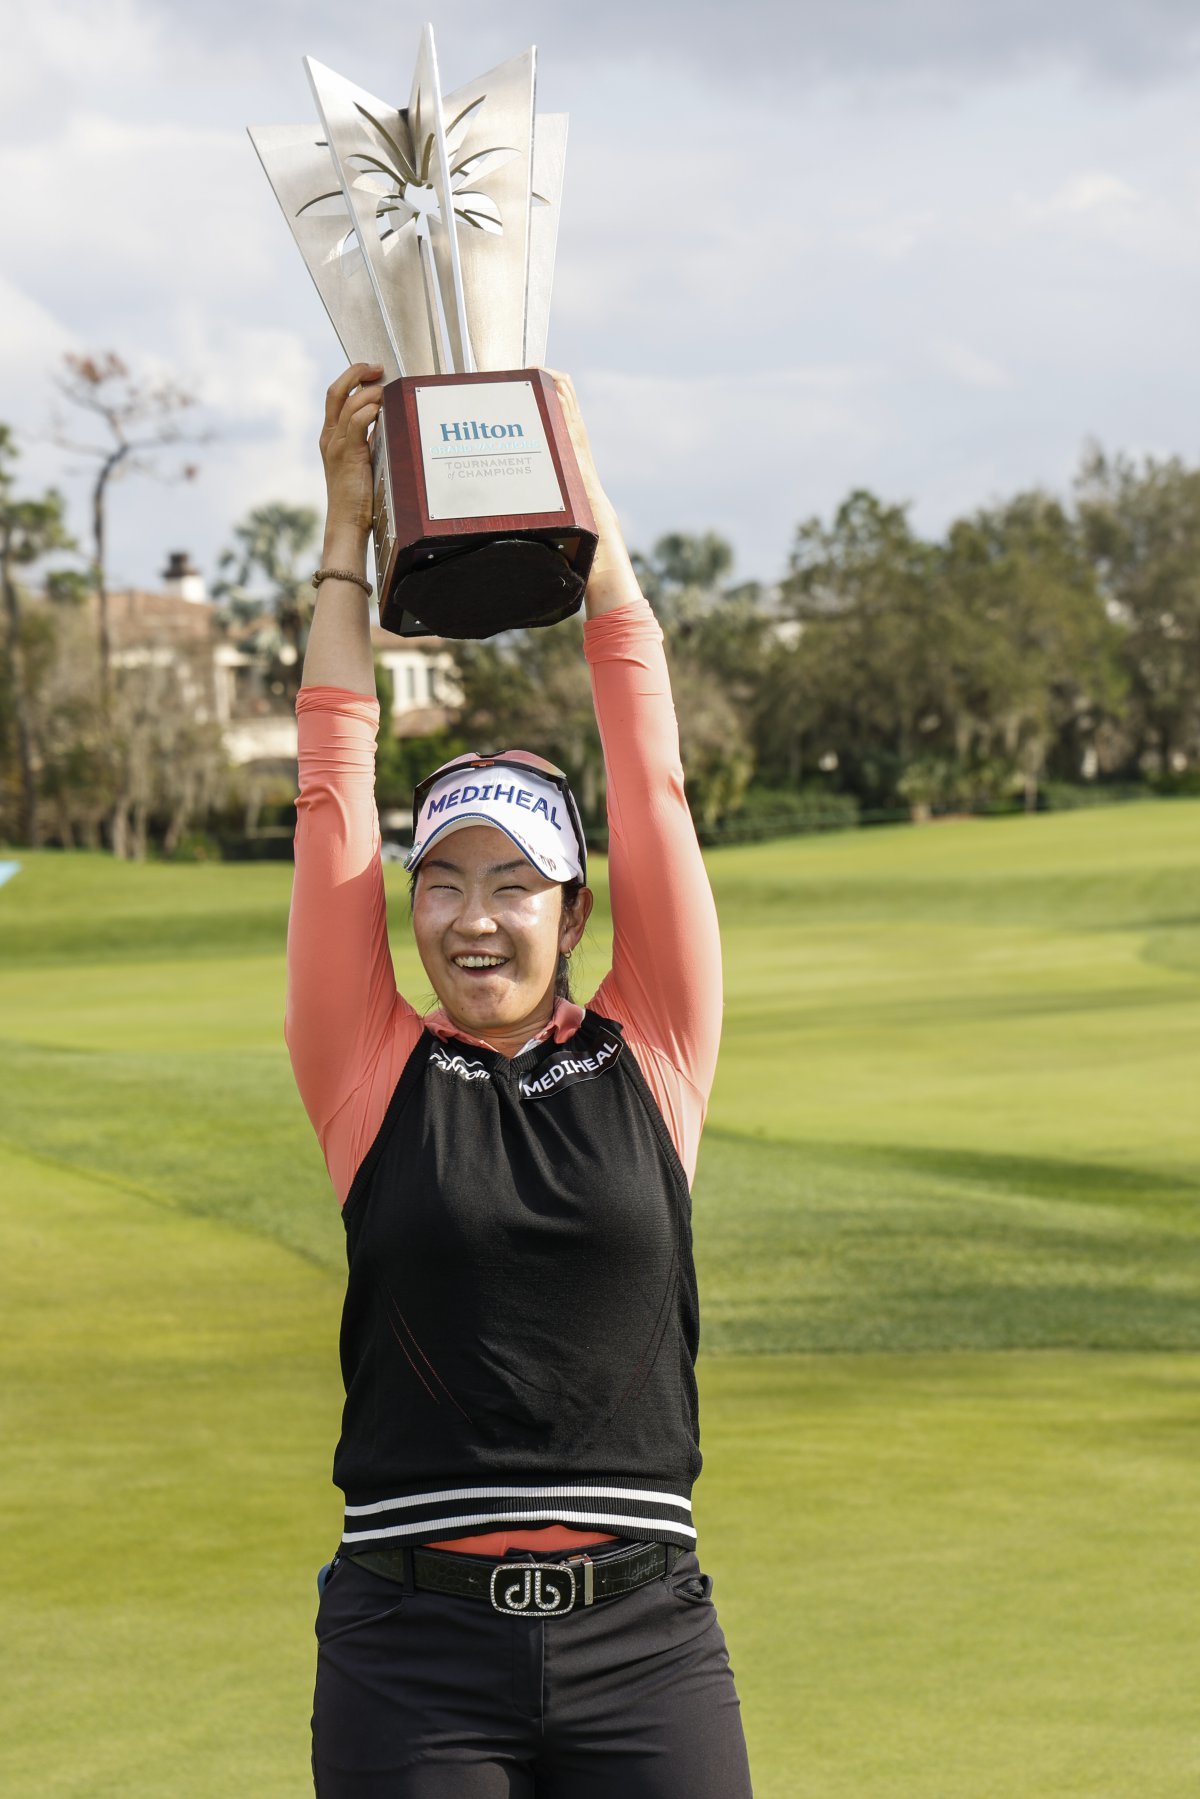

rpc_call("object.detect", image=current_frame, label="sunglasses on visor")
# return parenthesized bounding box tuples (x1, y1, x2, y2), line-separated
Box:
(411, 751, 587, 880)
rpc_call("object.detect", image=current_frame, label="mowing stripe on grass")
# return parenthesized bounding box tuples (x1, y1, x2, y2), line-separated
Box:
(1, 804, 1197, 1794)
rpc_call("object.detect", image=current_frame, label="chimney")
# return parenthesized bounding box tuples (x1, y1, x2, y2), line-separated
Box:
(161, 550, 207, 604)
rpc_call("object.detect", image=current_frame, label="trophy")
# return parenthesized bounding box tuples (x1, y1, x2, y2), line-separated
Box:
(250, 27, 597, 638)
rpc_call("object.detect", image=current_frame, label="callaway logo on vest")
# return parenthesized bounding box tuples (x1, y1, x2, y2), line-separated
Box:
(429, 1047, 491, 1082)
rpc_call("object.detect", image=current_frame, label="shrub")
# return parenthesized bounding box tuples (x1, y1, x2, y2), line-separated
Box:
(1039, 780, 1152, 811)
(1150, 768, 1200, 799)
(165, 830, 223, 862)
(701, 784, 860, 845)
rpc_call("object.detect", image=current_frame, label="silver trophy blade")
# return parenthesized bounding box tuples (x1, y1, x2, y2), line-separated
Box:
(438, 48, 536, 371)
(248, 125, 400, 381)
(525, 114, 567, 367)
(410, 25, 474, 374)
(305, 56, 439, 377)
(253, 30, 570, 380)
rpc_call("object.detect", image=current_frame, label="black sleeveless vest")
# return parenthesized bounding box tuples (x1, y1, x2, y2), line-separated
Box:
(333, 1011, 702, 1551)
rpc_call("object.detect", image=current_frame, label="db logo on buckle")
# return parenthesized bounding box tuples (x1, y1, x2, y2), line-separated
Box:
(490, 1562, 576, 1616)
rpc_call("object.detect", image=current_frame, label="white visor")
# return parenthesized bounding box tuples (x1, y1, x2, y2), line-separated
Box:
(407, 765, 584, 883)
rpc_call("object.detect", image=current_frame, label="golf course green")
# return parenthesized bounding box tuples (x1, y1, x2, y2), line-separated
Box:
(1, 800, 1198, 1796)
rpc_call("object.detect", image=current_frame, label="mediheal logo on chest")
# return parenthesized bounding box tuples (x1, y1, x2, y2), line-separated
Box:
(416, 379, 565, 522)
(519, 1034, 624, 1101)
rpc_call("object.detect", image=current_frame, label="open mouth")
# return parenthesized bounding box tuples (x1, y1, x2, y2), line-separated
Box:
(452, 954, 510, 973)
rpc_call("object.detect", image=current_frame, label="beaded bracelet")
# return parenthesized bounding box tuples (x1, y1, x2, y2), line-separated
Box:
(312, 566, 373, 595)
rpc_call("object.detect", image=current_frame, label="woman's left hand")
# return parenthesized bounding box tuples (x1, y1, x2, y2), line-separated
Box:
(545, 371, 637, 609)
(546, 370, 606, 517)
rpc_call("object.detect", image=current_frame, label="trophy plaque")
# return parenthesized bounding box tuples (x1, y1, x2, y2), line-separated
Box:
(250, 27, 596, 638)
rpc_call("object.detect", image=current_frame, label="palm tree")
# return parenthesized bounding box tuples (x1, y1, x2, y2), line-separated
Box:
(212, 504, 321, 704)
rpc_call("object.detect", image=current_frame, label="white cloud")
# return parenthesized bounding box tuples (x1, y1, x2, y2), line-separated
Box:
(1010, 166, 1199, 264)
(578, 365, 885, 575)
(0, 277, 80, 502)
(0, 276, 76, 383)
(929, 341, 1011, 390)
(0, 0, 166, 125)
(174, 311, 317, 435)
(846, 208, 941, 259)
(170, 311, 327, 539)
(0, 114, 275, 303)
(1048, 171, 1140, 213)
(111, 0, 1200, 93)
(2, 2, 1200, 597)
(1021, 169, 1141, 224)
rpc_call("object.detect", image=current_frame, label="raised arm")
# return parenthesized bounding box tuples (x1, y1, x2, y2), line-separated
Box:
(301, 362, 384, 697)
(286, 366, 419, 1179)
(549, 375, 724, 1159)
(548, 372, 644, 622)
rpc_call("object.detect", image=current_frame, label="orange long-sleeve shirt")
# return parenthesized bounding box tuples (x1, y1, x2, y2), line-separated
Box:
(286, 597, 722, 1553)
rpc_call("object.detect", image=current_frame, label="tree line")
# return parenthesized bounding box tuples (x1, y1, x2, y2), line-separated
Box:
(442, 449, 1200, 841)
(0, 355, 220, 858)
(2, 351, 1199, 857)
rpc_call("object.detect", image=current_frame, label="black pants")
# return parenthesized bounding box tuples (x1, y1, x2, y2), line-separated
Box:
(311, 1544, 754, 1796)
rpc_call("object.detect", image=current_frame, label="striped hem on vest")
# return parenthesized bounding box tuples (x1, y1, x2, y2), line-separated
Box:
(339, 1481, 697, 1548)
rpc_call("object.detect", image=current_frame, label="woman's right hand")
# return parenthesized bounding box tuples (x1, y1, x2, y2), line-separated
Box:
(319, 362, 385, 548)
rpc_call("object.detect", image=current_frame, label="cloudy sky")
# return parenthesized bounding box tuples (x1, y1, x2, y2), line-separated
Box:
(2, 0, 1198, 592)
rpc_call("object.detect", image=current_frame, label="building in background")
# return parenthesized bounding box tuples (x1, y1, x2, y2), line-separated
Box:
(160, 550, 207, 604)
(100, 551, 459, 778)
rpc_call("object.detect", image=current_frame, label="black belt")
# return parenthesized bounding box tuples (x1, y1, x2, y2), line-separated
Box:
(345, 1539, 680, 1617)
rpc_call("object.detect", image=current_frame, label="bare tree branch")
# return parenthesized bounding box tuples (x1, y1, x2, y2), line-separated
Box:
(51, 349, 213, 706)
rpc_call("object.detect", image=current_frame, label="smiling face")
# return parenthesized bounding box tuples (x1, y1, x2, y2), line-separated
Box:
(411, 823, 592, 1050)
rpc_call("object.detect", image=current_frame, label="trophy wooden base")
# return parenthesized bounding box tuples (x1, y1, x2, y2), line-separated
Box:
(371, 368, 598, 639)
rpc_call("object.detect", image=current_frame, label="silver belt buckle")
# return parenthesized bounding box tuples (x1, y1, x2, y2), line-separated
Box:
(489, 1560, 577, 1617)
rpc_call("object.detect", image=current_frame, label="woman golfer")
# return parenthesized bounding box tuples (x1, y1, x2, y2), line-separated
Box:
(288, 361, 753, 1797)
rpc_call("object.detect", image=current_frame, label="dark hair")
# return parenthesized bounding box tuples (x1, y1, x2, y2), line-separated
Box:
(408, 867, 586, 1003)
(556, 877, 585, 1002)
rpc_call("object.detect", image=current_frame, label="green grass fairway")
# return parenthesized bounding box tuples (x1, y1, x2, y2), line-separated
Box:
(1, 801, 1198, 1796)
